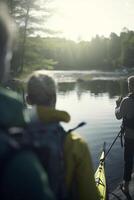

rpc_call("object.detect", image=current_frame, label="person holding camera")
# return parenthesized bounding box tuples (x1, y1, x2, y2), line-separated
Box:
(115, 76, 134, 194)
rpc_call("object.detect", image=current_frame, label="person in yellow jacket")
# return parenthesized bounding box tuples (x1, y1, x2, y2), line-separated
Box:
(26, 71, 99, 200)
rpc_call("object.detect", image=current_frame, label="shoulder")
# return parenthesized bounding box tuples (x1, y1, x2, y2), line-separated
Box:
(0, 87, 25, 127)
(122, 96, 129, 103)
(0, 87, 23, 109)
(65, 132, 86, 144)
(121, 96, 134, 106)
(0, 87, 22, 101)
(64, 132, 89, 154)
(119, 96, 129, 107)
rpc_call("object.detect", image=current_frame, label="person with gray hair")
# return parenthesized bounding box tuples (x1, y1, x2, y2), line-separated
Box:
(26, 70, 100, 200)
(115, 76, 134, 194)
(27, 71, 56, 107)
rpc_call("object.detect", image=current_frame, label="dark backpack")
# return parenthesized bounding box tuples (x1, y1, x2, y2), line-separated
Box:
(0, 122, 85, 200)
(26, 122, 68, 200)
(0, 123, 68, 200)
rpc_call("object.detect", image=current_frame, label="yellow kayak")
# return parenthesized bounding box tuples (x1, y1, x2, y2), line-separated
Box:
(95, 144, 107, 200)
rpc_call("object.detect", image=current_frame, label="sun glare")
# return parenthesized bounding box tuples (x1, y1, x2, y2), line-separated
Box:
(47, 0, 134, 41)
(48, 0, 103, 41)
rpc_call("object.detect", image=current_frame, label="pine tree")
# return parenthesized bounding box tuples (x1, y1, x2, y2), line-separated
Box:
(6, 0, 53, 73)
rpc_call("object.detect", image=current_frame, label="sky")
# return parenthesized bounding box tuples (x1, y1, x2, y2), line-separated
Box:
(45, 0, 134, 41)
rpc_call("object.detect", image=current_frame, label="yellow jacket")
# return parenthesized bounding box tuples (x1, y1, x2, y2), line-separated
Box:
(64, 132, 99, 200)
(36, 106, 99, 200)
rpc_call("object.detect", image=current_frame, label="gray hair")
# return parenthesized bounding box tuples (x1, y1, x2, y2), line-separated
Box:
(128, 76, 134, 93)
(27, 71, 57, 107)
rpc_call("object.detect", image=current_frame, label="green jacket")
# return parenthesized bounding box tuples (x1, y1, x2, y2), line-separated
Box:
(1, 150, 54, 200)
(0, 87, 25, 127)
(0, 87, 54, 200)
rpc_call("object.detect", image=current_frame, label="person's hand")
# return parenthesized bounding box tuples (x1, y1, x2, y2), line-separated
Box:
(116, 96, 123, 107)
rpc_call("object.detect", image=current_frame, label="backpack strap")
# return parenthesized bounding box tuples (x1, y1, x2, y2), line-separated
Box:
(120, 120, 125, 147)
(26, 122, 68, 200)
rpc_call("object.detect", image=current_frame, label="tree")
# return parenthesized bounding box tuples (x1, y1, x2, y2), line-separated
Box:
(108, 33, 121, 68)
(6, 0, 53, 74)
(120, 30, 134, 68)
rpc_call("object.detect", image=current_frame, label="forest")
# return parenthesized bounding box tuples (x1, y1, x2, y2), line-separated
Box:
(5, 0, 134, 76)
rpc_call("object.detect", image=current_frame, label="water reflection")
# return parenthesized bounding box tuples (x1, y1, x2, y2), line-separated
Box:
(57, 79, 127, 191)
(58, 79, 128, 98)
(57, 82, 75, 94)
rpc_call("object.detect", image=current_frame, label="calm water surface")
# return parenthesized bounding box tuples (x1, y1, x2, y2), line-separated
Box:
(47, 71, 129, 191)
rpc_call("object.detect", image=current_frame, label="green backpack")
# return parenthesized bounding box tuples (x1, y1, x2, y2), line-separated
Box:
(0, 88, 54, 200)
(0, 131, 54, 200)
